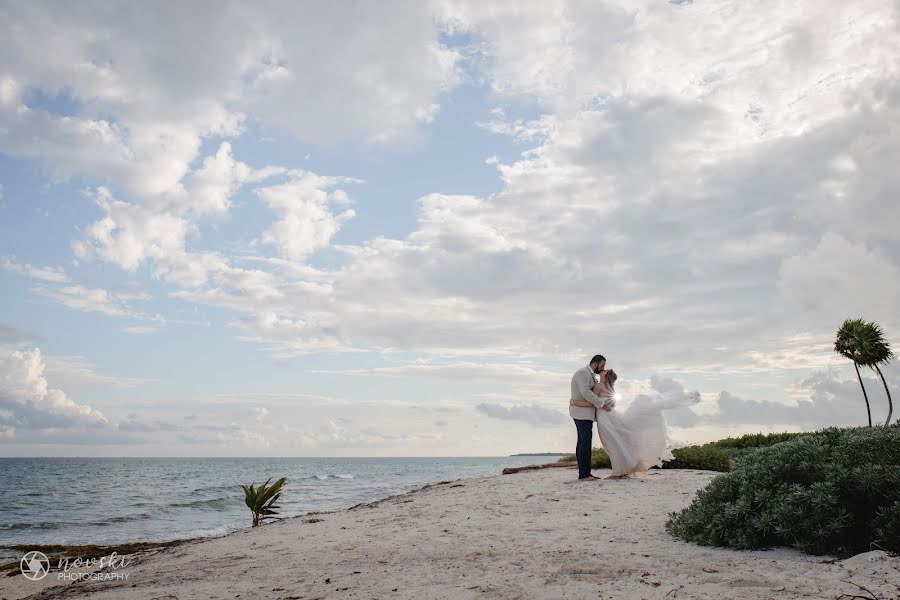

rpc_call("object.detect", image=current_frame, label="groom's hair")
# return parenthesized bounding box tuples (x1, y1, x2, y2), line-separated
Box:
(590, 354, 606, 365)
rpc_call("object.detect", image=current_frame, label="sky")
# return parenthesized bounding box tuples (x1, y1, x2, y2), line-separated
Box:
(1, 0, 899, 457)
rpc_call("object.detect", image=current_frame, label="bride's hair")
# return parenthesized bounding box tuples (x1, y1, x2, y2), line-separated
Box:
(604, 369, 618, 390)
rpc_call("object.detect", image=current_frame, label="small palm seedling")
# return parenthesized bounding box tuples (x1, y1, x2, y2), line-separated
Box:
(242, 477, 287, 527)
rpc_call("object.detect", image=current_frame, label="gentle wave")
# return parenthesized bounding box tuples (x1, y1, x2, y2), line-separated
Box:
(1, 512, 154, 530)
(1, 522, 64, 531)
(181, 524, 239, 540)
(170, 497, 234, 510)
(308, 473, 354, 481)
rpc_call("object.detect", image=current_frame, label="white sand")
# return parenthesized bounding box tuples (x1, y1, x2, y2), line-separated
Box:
(5, 468, 899, 600)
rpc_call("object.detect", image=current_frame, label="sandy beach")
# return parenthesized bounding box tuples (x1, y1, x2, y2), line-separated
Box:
(5, 468, 899, 600)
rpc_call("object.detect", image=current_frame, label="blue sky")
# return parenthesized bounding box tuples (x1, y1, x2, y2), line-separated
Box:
(1, 0, 899, 456)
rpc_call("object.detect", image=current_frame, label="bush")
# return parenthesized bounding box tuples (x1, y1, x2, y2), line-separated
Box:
(713, 432, 813, 463)
(559, 430, 811, 472)
(589, 447, 611, 469)
(712, 431, 811, 451)
(663, 445, 731, 472)
(666, 426, 900, 557)
(557, 447, 611, 468)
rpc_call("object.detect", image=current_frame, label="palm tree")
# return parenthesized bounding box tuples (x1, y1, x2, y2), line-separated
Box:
(857, 320, 894, 427)
(834, 318, 873, 427)
(242, 477, 287, 527)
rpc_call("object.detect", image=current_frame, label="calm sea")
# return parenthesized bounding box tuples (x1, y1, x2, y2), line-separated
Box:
(0, 456, 564, 562)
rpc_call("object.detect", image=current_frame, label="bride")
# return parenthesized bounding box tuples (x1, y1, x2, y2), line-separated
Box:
(573, 369, 689, 479)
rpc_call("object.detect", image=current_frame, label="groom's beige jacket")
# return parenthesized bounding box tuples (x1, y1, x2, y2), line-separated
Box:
(569, 366, 606, 421)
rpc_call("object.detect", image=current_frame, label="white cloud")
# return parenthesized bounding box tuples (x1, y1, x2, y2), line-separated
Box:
(0, 1, 459, 200)
(777, 233, 900, 328)
(3, 1, 900, 453)
(0, 347, 108, 429)
(31, 283, 159, 321)
(2, 255, 68, 282)
(442, 0, 900, 138)
(256, 172, 357, 261)
(72, 187, 195, 272)
(42, 354, 150, 391)
(123, 326, 156, 335)
(476, 403, 568, 427)
(181, 141, 271, 218)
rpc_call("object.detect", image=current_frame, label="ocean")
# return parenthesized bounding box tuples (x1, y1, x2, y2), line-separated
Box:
(0, 456, 564, 562)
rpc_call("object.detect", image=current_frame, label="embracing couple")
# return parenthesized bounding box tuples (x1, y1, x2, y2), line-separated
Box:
(569, 354, 676, 481)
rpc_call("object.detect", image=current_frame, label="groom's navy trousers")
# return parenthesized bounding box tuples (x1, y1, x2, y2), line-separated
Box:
(573, 419, 593, 478)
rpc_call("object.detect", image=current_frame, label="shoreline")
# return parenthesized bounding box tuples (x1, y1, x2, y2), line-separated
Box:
(0, 473, 488, 600)
(0, 454, 562, 572)
(4, 468, 898, 600)
(0, 471, 497, 562)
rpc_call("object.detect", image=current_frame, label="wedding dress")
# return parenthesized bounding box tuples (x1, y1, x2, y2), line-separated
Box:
(593, 373, 698, 477)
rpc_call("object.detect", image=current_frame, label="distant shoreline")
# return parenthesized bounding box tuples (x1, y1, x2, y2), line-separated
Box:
(509, 453, 567, 457)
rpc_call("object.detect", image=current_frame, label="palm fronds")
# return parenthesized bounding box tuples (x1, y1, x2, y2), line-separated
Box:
(242, 476, 287, 527)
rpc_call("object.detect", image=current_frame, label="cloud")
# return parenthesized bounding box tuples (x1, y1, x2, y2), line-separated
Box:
(42, 355, 150, 391)
(123, 326, 156, 334)
(2, 255, 68, 283)
(71, 186, 197, 273)
(117, 415, 180, 433)
(336, 361, 565, 383)
(0, 1, 459, 200)
(690, 363, 899, 429)
(256, 172, 357, 261)
(476, 403, 568, 427)
(3, 1, 900, 453)
(8, 0, 895, 381)
(0, 347, 108, 432)
(31, 283, 160, 321)
(777, 233, 900, 328)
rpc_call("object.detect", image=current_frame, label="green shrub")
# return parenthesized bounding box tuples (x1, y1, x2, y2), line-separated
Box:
(663, 445, 732, 472)
(873, 500, 900, 551)
(556, 447, 611, 468)
(712, 431, 811, 451)
(589, 447, 611, 468)
(666, 426, 900, 557)
(559, 431, 812, 472)
(713, 432, 813, 463)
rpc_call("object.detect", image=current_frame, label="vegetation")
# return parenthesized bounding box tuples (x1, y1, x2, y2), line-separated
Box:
(835, 318, 874, 426)
(242, 477, 287, 527)
(665, 445, 731, 472)
(857, 320, 894, 426)
(557, 447, 611, 468)
(835, 318, 895, 426)
(557, 431, 811, 472)
(666, 425, 900, 557)
(711, 431, 810, 450)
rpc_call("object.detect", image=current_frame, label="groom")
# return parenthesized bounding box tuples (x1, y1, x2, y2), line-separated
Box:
(569, 354, 609, 481)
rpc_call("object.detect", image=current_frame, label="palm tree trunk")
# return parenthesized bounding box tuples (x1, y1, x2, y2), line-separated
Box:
(873, 364, 893, 426)
(854, 361, 872, 427)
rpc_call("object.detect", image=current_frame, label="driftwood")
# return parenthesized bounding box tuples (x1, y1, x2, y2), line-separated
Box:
(502, 461, 577, 475)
